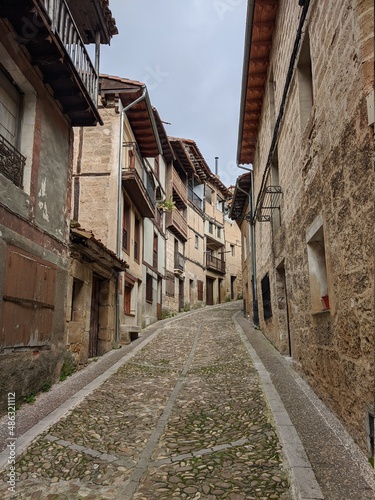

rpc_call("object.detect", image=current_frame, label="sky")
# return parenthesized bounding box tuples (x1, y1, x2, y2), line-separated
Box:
(100, 0, 248, 188)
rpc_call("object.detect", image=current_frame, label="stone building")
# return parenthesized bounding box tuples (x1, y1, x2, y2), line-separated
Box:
(67, 223, 127, 366)
(0, 0, 117, 407)
(71, 75, 163, 346)
(166, 138, 242, 312)
(232, 0, 374, 457)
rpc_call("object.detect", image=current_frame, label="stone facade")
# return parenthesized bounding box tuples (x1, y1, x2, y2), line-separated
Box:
(235, 0, 374, 456)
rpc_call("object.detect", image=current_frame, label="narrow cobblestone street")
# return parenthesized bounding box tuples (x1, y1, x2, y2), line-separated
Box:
(1, 303, 292, 499)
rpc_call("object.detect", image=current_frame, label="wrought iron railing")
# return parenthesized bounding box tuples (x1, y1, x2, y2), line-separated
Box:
(123, 142, 155, 207)
(0, 134, 26, 188)
(42, 0, 98, 103)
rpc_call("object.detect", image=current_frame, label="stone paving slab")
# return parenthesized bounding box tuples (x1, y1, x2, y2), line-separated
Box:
(0, 302, 292, 499)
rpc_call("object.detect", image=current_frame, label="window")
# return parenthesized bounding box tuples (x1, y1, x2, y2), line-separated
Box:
(122, 198, 130, 253)
(261, 274, 272, 320)
(124, 283, 132, 314)
(230, 244, 235, 256)
(0, 68, 25, 188)
(195, 234, 199, 249)
(306, 216, 329, 313)
(153, 232, 158, 268)
(146, 274, 153, 303)
(197, 280, 204, 301)
(134, 217, 140, 262)
(217, 226, 221, 238)
(217, 198, 224, 212)
(209, 222, 213, 234)
(297, 31, 314, 131)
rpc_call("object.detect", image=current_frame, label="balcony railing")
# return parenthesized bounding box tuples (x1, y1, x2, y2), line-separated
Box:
(165, 209, 188, 241)
(171, 167, 187, 205)
(42, 0, 98, 103)
(174, 252, 185, 273)
(0, 134, 26, 188)
(123, 142, 155, 217)
(206, 254, 225, 274)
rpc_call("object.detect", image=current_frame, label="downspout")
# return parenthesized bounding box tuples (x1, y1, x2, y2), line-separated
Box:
(236, 176, 259, 327)
(115, 85, 147, 342)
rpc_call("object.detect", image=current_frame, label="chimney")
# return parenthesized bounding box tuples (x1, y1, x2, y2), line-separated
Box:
(215, 156, 219, 176)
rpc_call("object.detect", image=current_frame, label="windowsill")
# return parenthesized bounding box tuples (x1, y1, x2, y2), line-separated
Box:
(124, 312, 136, 317)
(146, 300, 153, 304)
(311, 309, 330, 316)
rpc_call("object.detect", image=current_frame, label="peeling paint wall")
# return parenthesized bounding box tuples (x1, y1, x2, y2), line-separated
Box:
(0, 21, 73, 411)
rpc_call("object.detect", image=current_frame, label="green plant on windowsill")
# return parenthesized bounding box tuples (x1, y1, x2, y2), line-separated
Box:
(157, 197, 176, 211)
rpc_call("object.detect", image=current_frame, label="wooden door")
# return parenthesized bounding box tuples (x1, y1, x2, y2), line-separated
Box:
(89, 276, 101, 358)
(206, 277, 214, 306)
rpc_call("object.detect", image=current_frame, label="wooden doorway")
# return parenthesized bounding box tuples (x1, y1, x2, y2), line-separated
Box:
(206, 277, 214, 306)
(89, 275, 101, 358)
(179, 278, 184, 312)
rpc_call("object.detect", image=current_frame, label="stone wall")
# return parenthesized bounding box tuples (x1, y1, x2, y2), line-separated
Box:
(251, 0, 374, 453)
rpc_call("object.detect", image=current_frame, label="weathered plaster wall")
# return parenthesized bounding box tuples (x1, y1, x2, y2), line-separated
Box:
(0, 23, 72, 411)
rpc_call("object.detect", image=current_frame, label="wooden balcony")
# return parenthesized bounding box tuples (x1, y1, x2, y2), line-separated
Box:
(170, 167, 187, 207)
(122, 143, 155, 218)
(0, 0, 101, 126)
(206, 254, 225, 274)
(174, 252, 185, 275)
(165, 209, 188, 242)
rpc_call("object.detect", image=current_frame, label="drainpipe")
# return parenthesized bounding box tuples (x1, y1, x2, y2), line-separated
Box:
(115, 85, 147, 342)
(236, 173, 259, 327)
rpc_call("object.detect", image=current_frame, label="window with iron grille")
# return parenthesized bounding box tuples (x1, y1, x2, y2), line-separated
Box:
(197, 280, 204, 301)
(0, 68, 25, 188)
(166, 271, 175, 297)
(261, 274, 272, 320)
(146, 274, 153, 303)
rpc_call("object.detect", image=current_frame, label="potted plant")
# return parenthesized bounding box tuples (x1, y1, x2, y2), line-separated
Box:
(157, 197, 176, 211)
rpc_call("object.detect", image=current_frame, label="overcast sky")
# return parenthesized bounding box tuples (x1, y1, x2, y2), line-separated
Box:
(100, 0, 248, 188)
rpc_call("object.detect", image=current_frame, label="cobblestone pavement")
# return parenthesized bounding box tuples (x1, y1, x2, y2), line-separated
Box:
(0, 303, 292, 499)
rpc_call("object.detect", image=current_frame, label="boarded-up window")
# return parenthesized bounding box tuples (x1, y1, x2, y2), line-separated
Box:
(197, 280, 204, 301)
(0, 247, 55, 347)
(146, 274, 153, 303)
(166, 271, 175, 297)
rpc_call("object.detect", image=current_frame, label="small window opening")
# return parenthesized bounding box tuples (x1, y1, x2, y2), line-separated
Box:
(261, 273, 272, 320)
(307, 221, 329, 313)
